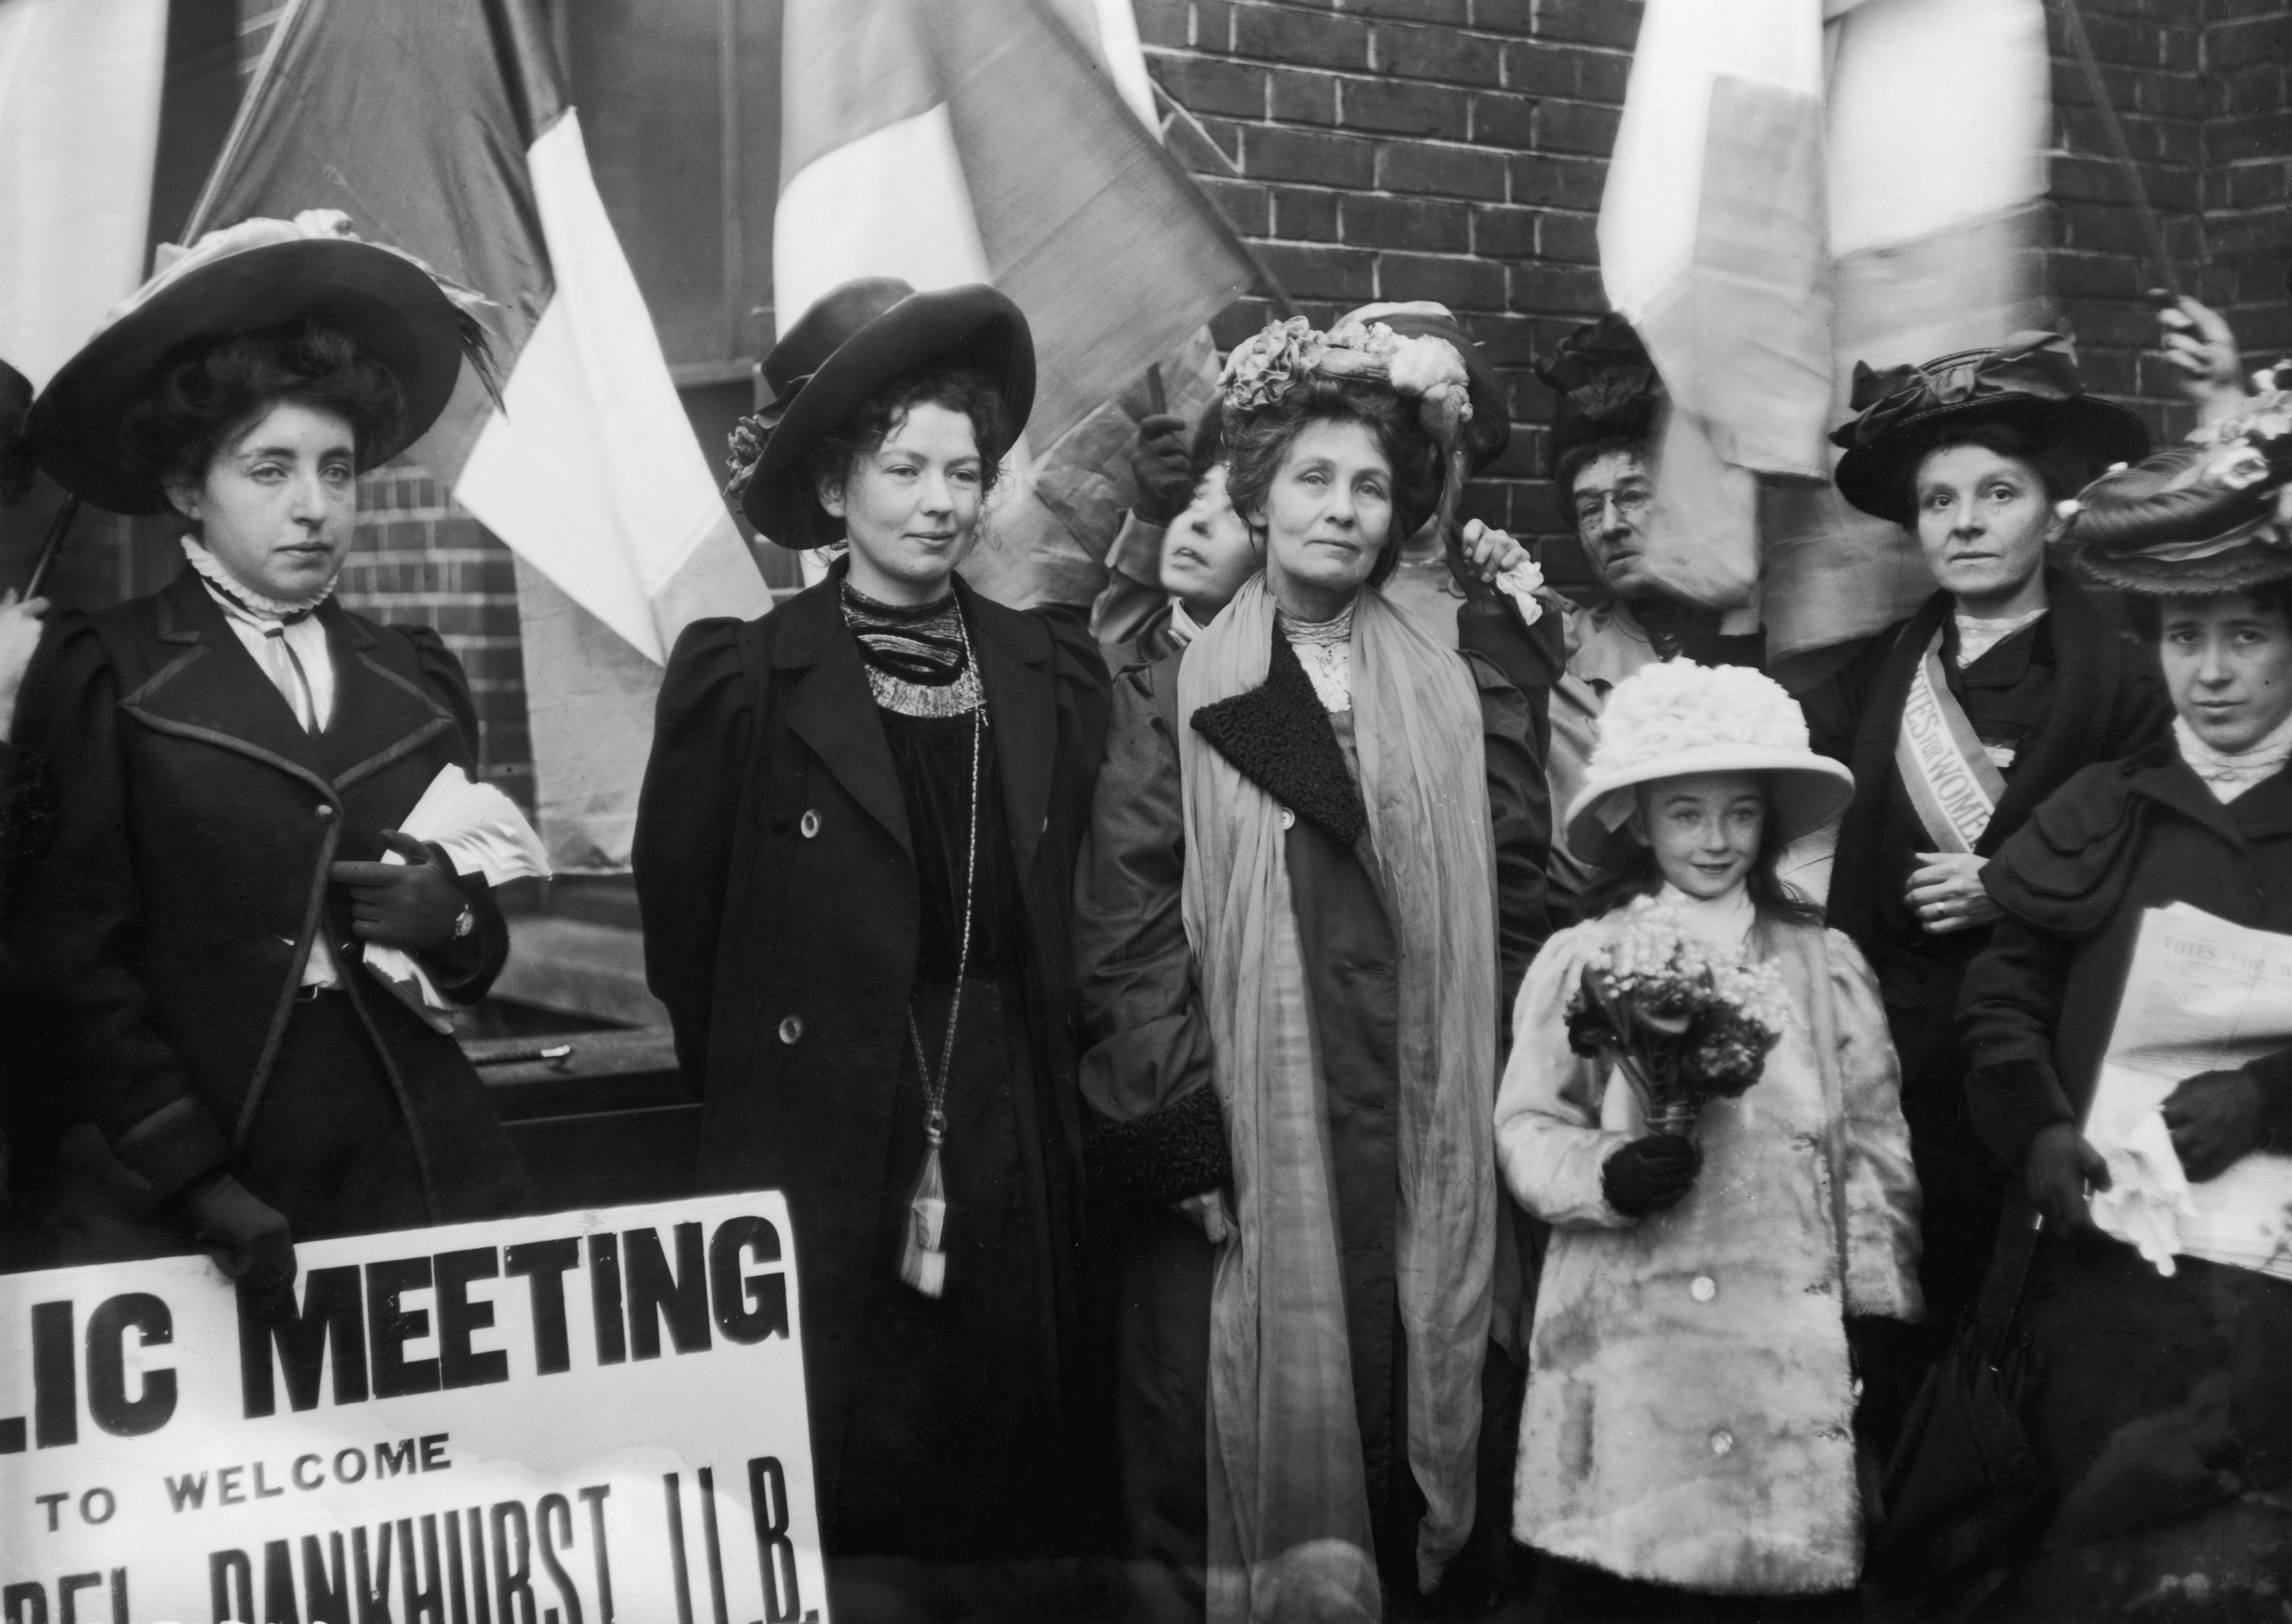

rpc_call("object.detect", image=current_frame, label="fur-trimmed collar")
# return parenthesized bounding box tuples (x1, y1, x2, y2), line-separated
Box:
(1191, 626, 1366, 845)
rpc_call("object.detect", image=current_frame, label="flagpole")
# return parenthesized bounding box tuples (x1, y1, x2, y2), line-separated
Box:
(2058, 0, 2182, 300)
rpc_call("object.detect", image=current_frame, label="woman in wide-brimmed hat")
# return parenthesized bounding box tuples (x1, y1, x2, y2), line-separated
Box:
(632, 278, 1117, 1584)
(1070, 312, 1551, 1618)
(8, 212, 543, 1285)
(1938, 390, 2292, 1609)
(1798, 331, 2170, 1416)
(1500, 658, 1921, 1610)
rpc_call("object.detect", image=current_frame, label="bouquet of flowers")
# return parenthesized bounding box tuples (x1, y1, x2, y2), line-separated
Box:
(1564, 896, 1791, 1137)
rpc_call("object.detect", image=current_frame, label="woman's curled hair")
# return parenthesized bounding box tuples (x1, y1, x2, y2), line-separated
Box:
(1222, 374, 1443, 586)
(121, 318, 406, 501)
(1575, 777, 1826, 929)
(1899, 413, 2089, 513)
(798, 365, 1011, 549)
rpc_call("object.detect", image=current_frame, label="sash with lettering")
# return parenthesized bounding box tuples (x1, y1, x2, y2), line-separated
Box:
(1894, 625, 2008, 853)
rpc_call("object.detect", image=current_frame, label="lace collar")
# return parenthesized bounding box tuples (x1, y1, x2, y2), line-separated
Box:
(181, 536, 335, 621)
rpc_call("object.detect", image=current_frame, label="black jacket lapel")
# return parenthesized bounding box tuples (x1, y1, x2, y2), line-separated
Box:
(314, 606, 456, 790)
(777, 581, 912, 856)
(121, 573, 335, 799)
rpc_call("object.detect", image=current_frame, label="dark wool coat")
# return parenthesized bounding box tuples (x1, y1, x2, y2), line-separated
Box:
(10, 570, 520, 1233)
(1801, 575, 2169, 1330)
(1954, 747, 2292, 1599)
(1071, 634, 1549, 1588)
(631, 572, 1113, 1550)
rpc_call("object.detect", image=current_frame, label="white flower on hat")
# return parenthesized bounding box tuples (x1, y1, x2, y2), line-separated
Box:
(1589, 659, 1810, 781)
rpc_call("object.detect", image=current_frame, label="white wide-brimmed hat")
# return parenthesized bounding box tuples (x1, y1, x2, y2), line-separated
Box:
(1564, 659, 1855, 866)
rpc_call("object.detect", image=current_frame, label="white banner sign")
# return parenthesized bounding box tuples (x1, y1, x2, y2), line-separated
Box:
(1, 1194, 826, 1624)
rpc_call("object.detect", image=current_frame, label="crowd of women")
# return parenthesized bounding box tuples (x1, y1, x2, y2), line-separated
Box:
(2, 210, 2291, 1623)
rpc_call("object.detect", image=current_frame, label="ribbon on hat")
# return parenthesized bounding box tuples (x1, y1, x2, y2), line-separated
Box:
(1832, 329, 2081, 451)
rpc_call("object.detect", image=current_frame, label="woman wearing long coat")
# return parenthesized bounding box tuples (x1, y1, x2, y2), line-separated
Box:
(1953, 422, 2292, 1606)
(634, 279, 1113, 1580)
(1800, 334, 2166, 1379)
(1072, 313, 1550, 1620)
(10, 218, 531, 1281)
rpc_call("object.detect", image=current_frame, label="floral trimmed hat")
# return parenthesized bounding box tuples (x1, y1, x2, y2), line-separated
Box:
(2060, 368, 2292, 595)
(1219, 310, 1477, 451)
(1565, 659, 1854, 866)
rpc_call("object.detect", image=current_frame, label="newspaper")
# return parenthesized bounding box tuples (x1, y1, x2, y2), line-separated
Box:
(2086, 903, 2292, 1280)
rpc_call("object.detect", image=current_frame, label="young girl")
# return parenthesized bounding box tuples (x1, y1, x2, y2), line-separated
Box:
(1497, 659, 1923, 1614)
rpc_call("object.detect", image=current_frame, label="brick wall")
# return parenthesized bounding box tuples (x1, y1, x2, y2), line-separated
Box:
(1137, 0, 1638, 588)
(2200, 2, 2292, 374)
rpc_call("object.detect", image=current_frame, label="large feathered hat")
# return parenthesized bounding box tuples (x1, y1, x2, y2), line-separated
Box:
(2060, 369, 2292, 595)
(28, 210, 497, 515)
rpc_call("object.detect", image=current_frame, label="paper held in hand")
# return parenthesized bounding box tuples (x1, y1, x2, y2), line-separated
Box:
(2086, 903, 2292, 1279)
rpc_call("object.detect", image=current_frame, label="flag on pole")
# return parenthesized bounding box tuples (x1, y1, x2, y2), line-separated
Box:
(775, 0, 1253, 608)
(187, 0, 770, 868)
(1763, 0, 2052, 663)
(1600, 0, 2051, 661)
(1599, 0, 1835, 617)
(0, 0, 168, 391)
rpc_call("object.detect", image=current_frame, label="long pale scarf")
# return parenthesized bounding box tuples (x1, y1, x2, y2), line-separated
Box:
(1180, 574, 1499, 1620)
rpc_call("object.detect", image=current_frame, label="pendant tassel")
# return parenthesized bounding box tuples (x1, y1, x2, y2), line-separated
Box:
(900, 1116, 949, 1298)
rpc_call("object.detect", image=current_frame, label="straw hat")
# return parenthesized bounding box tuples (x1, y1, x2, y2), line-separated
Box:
(1564, 659, 1854, 866)
(728, 278, 1034, 548)
(29, 211, 493, 516)
(1829, 330, 2148, 526)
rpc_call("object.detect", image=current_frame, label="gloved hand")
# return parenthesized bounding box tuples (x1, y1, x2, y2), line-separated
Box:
(1130, 413, 1193, 526)
(180, 1172, 296, 1318)
(1601, 1134, 1700, 1217)
(2163, 1067, 2269, 1182)
(330, 831, 469, 952)
(2026, 1122, 2109, 1233)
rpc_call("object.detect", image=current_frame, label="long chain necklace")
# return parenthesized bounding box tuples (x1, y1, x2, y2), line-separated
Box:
(898, 609, 984, 1299)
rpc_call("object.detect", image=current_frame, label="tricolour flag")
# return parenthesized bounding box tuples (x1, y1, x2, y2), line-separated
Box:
(775, 0, 1254, 608)
(1601, 0, 2051, 664)
(186, 0, 771, 868)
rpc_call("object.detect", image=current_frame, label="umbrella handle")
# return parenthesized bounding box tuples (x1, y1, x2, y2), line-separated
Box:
(23, 494, 80, 598)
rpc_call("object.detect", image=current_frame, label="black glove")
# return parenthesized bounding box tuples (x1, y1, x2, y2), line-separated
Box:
(1130, 412, 1193, 526)
(2025, 1122, 2109, 1233)
(2163, 1067, 2269, 1182)
(330, 830, 469, 952)
(180, 1172, 297, 1319)
(1601, 1134, 1700, 1217)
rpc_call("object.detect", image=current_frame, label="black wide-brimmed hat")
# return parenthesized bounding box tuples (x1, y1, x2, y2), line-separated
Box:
(1339, 301, 1510, 473)
(1535, 313, 1660, 478)
(0, 358, 32, 505)
(729, 279, 1034, 548)
(1829, 330, 2149, 526)
(2061, 380, 2292, 595)
(28, 213, 492, 516)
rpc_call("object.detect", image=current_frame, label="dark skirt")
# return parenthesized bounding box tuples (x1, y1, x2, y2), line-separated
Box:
(826, 976, 1075, 1562)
